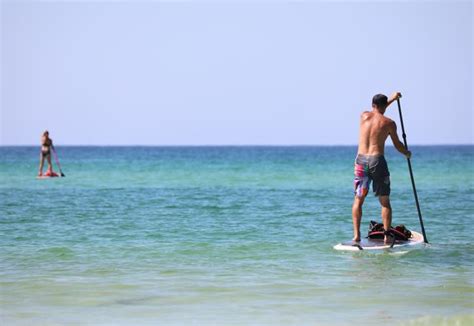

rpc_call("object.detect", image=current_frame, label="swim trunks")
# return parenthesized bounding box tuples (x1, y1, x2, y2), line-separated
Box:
(354, 154, 390, 197)
(41, 148, 51, 158)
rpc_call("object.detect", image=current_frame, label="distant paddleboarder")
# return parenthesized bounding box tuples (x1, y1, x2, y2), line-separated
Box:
(38, 130, 55, 177)
(352, 92, 411, 244)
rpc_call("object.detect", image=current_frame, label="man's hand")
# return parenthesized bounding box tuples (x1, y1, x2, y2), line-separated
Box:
(405, 150, 412, 159)
(391, 92, 402, 101)
(386, 92, 402, 108)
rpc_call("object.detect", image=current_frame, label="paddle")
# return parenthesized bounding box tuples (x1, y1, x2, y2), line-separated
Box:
(51, 145, 66, 177)
(396, 97, 428, 243)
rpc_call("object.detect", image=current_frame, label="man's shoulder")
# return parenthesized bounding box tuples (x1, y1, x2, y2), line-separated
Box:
(381, 117, 396, 131)
(382, 116, 395, 124)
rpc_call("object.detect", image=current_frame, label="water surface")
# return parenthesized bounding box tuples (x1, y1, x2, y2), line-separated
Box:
(1, 146, 473, 325)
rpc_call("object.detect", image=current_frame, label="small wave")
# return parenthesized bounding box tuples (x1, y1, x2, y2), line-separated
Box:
(37, 246, 75, 259)
(399, 314, 474, 326)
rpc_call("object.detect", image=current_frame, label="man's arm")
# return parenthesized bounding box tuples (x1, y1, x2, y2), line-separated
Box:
(386, 92, 402, 109)
(388, 121, 411, 158)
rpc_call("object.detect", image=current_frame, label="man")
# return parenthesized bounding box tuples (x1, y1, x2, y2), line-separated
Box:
(352, 92, 411, 243)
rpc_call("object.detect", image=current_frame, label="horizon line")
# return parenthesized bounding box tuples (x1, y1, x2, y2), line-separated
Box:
(1, 143, 473, 147)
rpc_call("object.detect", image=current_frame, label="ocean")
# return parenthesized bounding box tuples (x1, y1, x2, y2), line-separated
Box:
(1, 146, 473, 325)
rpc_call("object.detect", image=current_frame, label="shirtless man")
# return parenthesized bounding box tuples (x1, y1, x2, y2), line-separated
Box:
(352, 92, 411, 243)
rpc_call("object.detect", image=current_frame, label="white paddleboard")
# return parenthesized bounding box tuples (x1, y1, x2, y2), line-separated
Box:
(334, 231, 424, 251)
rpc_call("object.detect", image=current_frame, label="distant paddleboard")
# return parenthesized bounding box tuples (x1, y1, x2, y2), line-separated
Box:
(334, 231, 424, 251)
(36, 171, 60, 179)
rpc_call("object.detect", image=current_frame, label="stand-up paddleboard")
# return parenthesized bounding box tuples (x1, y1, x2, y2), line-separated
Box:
(334, 231, 424, 251)
(36, 171, 60, 179)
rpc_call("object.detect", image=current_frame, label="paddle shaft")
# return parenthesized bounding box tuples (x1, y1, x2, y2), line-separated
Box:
(396, 99, 428, 243)
(52, 146, 65, 177)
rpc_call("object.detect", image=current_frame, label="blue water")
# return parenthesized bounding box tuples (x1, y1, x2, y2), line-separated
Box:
(1, 146, 473, 325)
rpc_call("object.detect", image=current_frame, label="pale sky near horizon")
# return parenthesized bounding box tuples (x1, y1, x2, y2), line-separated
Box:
(1, 0, 472, 146)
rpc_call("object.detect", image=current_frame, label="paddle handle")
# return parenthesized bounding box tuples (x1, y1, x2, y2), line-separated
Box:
(396, 99, 428, 243)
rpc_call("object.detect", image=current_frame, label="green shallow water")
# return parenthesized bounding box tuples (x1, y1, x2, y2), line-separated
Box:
(1, 146, 473, 325)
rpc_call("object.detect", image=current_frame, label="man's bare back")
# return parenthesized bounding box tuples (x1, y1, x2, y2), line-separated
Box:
(357, 111, 394, 156)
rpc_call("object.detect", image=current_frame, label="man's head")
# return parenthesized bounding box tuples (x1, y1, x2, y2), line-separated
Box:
(372, 94, 388, 113)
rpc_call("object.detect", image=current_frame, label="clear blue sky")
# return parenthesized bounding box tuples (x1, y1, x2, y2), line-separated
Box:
(1, 0, 472, 145)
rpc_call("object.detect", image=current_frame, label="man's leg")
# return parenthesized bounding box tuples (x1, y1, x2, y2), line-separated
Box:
(46, 154, 53, 173)
(352, 195, 366, 241)
(379, 195, 392, 243)
(38, 153, 44, 176)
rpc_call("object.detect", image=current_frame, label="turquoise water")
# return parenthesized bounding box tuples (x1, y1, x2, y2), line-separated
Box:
(1, 146, 473, 325)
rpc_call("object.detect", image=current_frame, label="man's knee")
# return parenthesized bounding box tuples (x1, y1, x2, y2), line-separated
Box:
(379, 196, 391, 208)
(353, 195, 366, 207)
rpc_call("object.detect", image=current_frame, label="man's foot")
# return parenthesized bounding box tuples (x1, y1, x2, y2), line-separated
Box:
(38, 172, 43, 177)
(352, 236, 361, 242)
(384, 235, 393, 244)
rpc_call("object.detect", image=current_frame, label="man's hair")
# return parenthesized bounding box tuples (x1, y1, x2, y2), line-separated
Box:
(372, 94, 388, 109)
